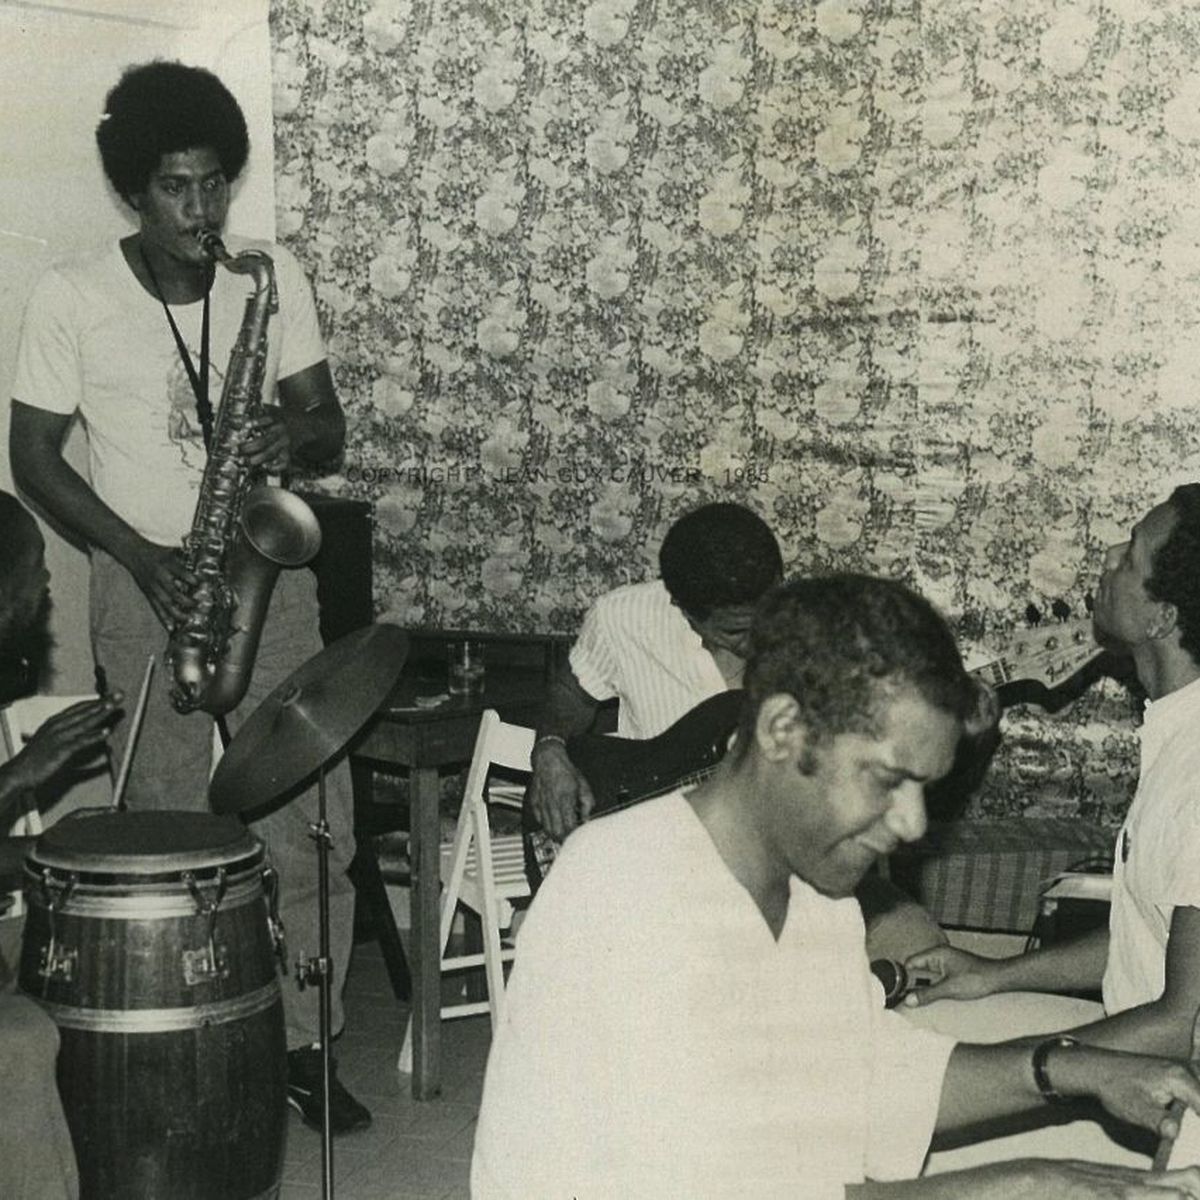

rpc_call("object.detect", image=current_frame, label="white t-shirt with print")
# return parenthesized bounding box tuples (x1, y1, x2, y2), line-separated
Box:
(12, 236, 325, 547)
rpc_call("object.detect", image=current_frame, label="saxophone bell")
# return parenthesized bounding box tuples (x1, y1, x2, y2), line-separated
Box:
(169, 486, 322, 716)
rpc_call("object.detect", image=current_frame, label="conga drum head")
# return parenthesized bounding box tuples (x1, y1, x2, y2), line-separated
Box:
(31, 810, 260, 878)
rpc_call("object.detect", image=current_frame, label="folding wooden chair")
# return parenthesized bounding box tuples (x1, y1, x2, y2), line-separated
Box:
(398, 709, 534, 1072)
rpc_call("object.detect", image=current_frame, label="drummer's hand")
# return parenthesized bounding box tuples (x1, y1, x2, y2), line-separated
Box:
(2, 694, 124, 803)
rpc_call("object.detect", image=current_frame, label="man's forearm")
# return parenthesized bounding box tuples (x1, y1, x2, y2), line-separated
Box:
(535, 666, 601, 743)
(277, 361, 345, 466)
(985, 925, 1110, 995)
(14, 448, 144, 567)
(286, 403, 344, 465)
(935, 1040, 1051, 1131)
(848, 1162, 1038, 1198)
(1067, 995, 1193, 1059)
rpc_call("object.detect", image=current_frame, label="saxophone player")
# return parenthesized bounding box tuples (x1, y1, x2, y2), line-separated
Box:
(8, 62, 371, 1134)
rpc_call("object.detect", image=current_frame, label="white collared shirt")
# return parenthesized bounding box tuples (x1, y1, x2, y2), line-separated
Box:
(1104, 674, 1200, 1014)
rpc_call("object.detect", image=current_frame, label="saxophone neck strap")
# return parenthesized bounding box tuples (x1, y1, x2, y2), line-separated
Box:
(138, 244, 214, 452)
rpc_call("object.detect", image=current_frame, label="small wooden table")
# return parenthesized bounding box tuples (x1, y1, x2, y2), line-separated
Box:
(349, 661, 550, 1099)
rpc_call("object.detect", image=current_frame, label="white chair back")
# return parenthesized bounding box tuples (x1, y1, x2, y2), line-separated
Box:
(398, 710, 536, 1075)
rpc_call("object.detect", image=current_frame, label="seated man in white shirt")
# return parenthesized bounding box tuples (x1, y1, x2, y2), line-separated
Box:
(474, 573, 1200, 1199)
(527, 501, 952, 958)
(905, 485, 1200, 1062)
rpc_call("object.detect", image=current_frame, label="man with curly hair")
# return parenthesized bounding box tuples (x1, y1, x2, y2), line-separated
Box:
(906, 485, 1200, 1061)
(8, 61, 369, 1133)
(475, 574, 1200, 1198)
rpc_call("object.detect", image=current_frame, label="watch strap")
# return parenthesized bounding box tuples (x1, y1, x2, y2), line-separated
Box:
(1032, 1034, 1080, 1104)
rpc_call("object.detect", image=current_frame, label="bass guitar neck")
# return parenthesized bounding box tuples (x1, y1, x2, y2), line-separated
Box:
(525, 617, 1103, 888)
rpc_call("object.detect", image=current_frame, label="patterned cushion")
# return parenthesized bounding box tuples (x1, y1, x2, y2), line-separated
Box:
(892, 819, 1114, 934)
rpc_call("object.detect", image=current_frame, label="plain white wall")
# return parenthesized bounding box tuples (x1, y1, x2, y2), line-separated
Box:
(0, 0, 273, 815)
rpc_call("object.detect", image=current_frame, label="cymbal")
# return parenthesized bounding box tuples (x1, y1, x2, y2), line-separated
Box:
(209, 624, 409, 815)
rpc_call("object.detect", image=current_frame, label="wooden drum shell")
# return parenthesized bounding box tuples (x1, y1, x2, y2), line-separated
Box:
(19, 812, 287, 1200)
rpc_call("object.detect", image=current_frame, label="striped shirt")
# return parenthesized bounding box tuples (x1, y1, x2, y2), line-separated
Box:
(569, 580, 729, 739)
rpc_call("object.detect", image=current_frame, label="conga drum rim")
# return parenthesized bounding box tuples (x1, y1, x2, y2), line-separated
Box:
(29, 810, 260, 878)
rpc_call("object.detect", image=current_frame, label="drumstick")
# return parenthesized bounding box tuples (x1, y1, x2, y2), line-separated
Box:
(111, 656, 155, 812)
(1155, 1102, 1186, 1171)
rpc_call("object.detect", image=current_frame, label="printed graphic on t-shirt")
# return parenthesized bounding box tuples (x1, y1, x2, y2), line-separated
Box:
(167, 354, 225, 470)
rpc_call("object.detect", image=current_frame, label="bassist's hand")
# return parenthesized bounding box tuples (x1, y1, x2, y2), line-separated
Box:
(529, 740, 595, 842)
(963, 679, 1001, 739)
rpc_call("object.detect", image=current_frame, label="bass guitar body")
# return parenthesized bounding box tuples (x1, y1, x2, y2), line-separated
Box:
(524, 690, 743, 889)
(567, 689, 746, 817)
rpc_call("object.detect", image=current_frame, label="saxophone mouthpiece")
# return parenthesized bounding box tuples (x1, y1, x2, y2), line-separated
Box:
(196, 228, 229, 261)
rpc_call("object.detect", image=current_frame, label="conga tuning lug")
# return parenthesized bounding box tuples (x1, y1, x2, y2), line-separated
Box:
(262, 866, 288, 970)
(35, 869, 78, 987)
(182, 944, 230, 986)
(180, 867, 230, 985)
(38, 943, 77, 983)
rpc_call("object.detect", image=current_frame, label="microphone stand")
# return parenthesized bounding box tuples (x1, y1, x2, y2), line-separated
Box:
(297, 766, 335, 1199)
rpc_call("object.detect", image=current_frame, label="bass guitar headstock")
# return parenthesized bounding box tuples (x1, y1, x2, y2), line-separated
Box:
(969, 616, 1099, 691)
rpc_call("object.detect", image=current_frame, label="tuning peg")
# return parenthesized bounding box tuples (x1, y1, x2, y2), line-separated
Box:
(1025, 603, 1042, 626)
(1051, 599, 1070, 621)
(1084, 592, 1094, 613)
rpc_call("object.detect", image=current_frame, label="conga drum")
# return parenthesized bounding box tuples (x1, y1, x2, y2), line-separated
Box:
(19, 810, 287, 1200)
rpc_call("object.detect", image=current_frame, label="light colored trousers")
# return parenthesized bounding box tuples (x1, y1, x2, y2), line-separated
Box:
(0, 918, 79, 1199)
(90, 550, 356, 1050)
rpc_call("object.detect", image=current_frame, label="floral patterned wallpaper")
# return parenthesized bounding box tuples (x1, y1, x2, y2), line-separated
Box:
(269, 0, 1200, 826)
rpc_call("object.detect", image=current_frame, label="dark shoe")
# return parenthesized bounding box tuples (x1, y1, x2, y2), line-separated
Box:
(286, 1047, 372, 1134)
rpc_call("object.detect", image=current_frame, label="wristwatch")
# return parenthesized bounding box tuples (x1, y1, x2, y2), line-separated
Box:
(1032, 1034, 1081, 1104)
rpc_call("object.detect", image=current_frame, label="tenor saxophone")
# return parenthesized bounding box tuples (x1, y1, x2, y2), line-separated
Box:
(167, 229, 322, 715)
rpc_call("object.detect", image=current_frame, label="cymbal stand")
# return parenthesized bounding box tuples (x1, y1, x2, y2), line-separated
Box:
(296, 765, 335, 1199)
